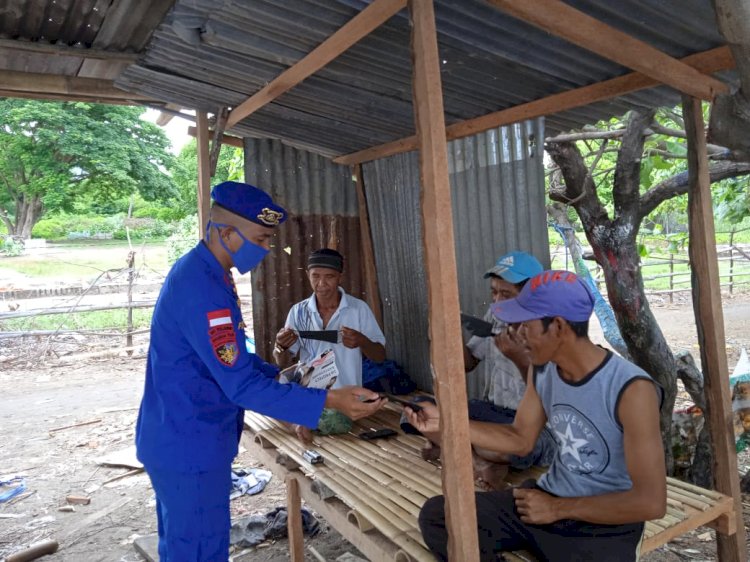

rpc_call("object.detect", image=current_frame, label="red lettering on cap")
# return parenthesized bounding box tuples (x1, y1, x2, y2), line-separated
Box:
(530, 274, 543, 291)
(551, 271, 564, 282)
(543, 271, 551, 284)
(565, 272, 577, 283)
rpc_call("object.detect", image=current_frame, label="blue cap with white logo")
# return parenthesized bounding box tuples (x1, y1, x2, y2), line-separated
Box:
(484, 251, 544, 283)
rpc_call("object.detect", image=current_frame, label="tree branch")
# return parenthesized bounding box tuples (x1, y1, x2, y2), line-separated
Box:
(638, 160, 750, 219)
(545, 140, 610, 227)
(613, 109, 657, 220)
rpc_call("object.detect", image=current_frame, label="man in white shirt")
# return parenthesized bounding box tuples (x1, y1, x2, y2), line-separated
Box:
(273, 248, 386, 388)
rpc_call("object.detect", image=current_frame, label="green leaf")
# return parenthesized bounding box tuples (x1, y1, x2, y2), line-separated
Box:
(638, 243, 650, 258)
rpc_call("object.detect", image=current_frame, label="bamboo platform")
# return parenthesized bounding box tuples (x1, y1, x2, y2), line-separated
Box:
(244, 403, 736, 562)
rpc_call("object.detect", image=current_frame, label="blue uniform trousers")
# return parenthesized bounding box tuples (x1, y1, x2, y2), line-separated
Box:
(147, 466, 232, 562)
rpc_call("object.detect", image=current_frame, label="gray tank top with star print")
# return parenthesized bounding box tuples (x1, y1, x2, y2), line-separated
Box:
(534, 351, 660, 498)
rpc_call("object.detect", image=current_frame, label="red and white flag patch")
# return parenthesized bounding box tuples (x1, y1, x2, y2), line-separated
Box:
(207, 309, 238, 367)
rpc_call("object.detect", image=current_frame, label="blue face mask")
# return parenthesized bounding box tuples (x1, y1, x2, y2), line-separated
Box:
(209, 222, 269, 274)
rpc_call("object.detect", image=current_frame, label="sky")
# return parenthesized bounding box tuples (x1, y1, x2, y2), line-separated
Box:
(141, 108, 193, 155)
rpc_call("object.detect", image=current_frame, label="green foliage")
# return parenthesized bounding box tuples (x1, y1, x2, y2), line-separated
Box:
(166, 214, 199, 264)
(1, 236, 24, 257)
(0, 99, 177, 235)
(32, 213, 177, 241)
(171, 140, 243, 215)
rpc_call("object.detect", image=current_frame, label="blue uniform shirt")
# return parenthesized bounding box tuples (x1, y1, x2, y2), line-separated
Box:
(136, 242, 327, 471)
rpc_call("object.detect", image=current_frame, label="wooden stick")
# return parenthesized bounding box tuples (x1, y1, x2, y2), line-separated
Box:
(5, 540, 59, 562)
(286, 477, 304, 562)
(102, 468, 144, 486)
(49, 418, 102, 434)
(196, 111, 211, 238)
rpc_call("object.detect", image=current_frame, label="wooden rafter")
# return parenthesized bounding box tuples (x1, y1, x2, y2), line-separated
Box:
(225, 0, 407, 129)
(0, 39, 140, 61)
(0, 69, 151, 102)
(487, 0, 727, 101)
(209, 107, 230, 177)
(196, 111, 212, 238)
(187, 126, 244, 148)
(333, 46, 734, 165)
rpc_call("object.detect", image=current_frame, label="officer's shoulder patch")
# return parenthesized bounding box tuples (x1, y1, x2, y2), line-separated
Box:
(207, 309, 238, 367)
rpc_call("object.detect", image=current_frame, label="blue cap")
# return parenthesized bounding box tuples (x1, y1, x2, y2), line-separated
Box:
(211, 181, 287, 227)
(484, 251, 543, 283)
(491, 270, 594, 323)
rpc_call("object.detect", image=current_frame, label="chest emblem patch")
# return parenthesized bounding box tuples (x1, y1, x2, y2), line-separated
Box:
(207, 309, 239, 367)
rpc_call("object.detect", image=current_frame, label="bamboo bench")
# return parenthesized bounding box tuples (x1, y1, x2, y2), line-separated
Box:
(244, 404, 736, 562)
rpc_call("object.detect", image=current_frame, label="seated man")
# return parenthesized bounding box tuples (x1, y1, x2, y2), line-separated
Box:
(408, 270, 666, 562)
(423, 251, 557, 489)
(273, 248, 386, 387)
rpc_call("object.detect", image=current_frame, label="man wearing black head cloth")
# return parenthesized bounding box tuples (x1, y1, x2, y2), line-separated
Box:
(136, 183, 384, 561)
(274, 248, 386, 388)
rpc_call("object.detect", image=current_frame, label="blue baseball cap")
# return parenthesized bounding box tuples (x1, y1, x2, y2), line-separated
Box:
(484, 251, 544, 283)
(211, 181, 287, 227)
(491, 270, 594, 323)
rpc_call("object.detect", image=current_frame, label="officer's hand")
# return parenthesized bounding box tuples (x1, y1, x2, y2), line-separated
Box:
(275, 327, 298, 350)
(325, 386, 384, 420)
(405, 401, 440, 434)
(294, 424, 314, 444)
(340, 327, 367, 349)
(513, 487, 562, 524)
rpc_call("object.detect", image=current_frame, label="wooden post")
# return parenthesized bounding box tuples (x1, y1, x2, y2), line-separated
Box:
(126, 250, 135, 355)
(669, 253, 674, 304)
(196, 110, 211, 238)
(353, 164, 383, 327)
(286, 477, 305, 562)
(729, 229, 735, 295)
(683, 95, 747, 562)
(409, 1, 480, 561)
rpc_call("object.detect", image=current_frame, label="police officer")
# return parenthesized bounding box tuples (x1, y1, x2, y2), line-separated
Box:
(136, 181, 384, 561)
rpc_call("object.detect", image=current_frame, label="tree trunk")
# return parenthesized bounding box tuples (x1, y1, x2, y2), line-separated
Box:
(15, 194, 43, 239)
(583, 220, 678, 472)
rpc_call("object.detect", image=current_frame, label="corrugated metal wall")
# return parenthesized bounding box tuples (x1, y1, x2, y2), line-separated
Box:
(363, 118, 549, 396)
(244, 138, 366, 360)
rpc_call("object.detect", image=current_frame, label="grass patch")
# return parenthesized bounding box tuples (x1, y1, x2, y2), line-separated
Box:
(1, 308, 153, 332)
(0, 241, 169, 280)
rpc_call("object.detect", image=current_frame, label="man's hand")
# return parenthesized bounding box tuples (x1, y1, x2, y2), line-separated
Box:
(325, 386, 385, 420)
(513, 487, 561, 525)
(404, 401, 440, 434)
(340, 327, 367, 349)
(275, 327, 298, 350)
(495, 325, 529, 375)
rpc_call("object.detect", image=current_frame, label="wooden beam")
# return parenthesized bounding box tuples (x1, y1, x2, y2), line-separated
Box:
(196, 111, 212, 238)
(226, 0, 407, 129)
(0, 38, 140, 61)
(334, 46, 734, 165)
(487, 0, 727, 101)
(353, 164, 383, 328)
(210, 107, 230, 177)
(187, 127, 244, 148)
(155, 103, 184, 126)
(0, 69, 151, 101)
(286, 477, 305, 562)
(683, 95, 747, 562)
(409, 1, 479, 561)
(0, 89, 145, 105)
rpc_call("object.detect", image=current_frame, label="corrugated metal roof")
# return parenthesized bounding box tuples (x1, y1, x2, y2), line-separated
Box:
(115, 0, 732, 157)
(244, 138, 369, 361)
(363, 118, 548, 396)
(0, 0, 173, 79)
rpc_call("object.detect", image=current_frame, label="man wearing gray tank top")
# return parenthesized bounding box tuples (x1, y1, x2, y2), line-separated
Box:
(408, 270, 666, 562)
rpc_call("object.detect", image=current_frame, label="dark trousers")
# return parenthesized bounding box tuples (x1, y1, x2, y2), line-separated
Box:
(419, 488, 644, 562)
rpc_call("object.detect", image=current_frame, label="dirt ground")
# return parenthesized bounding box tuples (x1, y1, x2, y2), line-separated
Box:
(1, 293, 749, 561)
